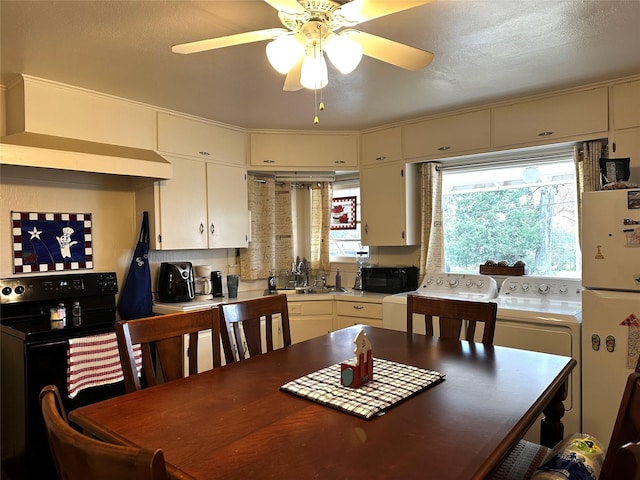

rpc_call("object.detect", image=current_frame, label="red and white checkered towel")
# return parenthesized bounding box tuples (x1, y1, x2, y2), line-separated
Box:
(67, 333, 142, 398)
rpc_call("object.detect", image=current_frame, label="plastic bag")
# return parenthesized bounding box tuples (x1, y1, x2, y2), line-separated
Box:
(532, 434, 605, 480)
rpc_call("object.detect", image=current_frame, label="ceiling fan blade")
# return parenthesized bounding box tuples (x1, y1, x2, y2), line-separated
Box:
(172, 28, 287, 54)
(351, 31, 433, 71)
(338, 0, 433, 24)
(283, 58, 304, 91)
(263, 0, 307, 15)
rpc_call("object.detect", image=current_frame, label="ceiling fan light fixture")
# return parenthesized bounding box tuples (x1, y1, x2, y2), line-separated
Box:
(300, 50, 328, 90)
(324, 32, 363, 74)
(266, 34, 305, 74)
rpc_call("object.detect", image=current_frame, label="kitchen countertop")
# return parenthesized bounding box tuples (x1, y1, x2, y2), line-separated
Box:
(152, 289, 389, 313)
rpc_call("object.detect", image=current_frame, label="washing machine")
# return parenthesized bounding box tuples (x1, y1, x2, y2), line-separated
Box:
(494, 276, 582, 443)
(382, 272, 498, 334)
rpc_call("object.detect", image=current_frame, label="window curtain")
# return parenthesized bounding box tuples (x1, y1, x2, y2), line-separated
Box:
(310, 182, 332, 272)
(419, 162, 443, 277)
(574, 139, 605, 239)
(240, 176, 294, 280)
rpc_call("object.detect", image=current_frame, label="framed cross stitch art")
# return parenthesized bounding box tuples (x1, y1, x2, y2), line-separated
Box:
(12, 211, 93, 273)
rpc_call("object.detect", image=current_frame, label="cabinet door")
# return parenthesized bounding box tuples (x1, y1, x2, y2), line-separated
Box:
(157, 156, 208, 250)
(157, 112, 246, 165)
(206, 163, 249, 248)
(403, 110, 491, 159)
(290, 316, 334, 344)
(250, 133, 358, 168)
(361, 162, 420, 246)
(612, 80, 640, 130)
(611, 128, 640, 178)
(361, 127, 402, 165)
(493, 88, 608, 147)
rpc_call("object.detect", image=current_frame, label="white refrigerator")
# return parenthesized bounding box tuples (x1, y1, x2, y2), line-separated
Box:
(581, 188, 640, 448)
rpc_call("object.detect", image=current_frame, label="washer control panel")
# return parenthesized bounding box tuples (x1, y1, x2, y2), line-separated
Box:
(418, 273, 498, 300)
(498, 276, 582, 301)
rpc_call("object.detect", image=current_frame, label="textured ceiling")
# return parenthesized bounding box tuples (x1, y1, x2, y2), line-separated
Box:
(1, 0, 639, 132)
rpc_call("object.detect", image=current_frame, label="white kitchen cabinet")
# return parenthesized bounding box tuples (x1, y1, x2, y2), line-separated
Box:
(249, 132, 358, 169)
(288, 300, 334, 344)
(612, 79, 640, 130)
(610, 128, 640, 180)
(403, 110, 491, 160)
(361, 127, 402, 165)
(493, 87, 609, 147)
(206, 163, 249, 248)
(157, 112, 247, 166)
(5, 75, 157, 149)
(360, 161, 420, 246)
(136, 156, 249, 250)
(334, 298, 383, 330)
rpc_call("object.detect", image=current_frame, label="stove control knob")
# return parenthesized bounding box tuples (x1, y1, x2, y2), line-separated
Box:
(521, 283, 530, 291)
(436, 278, 444, 285)
(449, 279, 459, 288)
(465, 279, 474, 287)
(538, 284, 551, 295)
(559, 285, 568, 294)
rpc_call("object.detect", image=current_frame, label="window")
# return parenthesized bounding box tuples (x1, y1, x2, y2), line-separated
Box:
(441, 149, 580, 278)
(330, 180, 368, 261)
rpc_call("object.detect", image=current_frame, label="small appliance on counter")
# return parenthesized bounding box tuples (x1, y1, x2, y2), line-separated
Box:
(211, 270, 224, 297)
(158, 262, 195, 303)
(194, 265, 212, 296)
(361, 266, 419, 294)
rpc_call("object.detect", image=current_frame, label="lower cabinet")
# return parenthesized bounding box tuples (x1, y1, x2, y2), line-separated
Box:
(288, 300, 334, 344)
(334, 299, 383, 330)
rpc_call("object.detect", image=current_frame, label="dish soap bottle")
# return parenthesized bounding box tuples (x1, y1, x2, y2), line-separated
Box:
(335, 269, 342, 290)
(268, 270, 277, 294)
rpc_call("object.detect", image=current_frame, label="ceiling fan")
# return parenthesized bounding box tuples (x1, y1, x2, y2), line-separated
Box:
(172, 0, 434, 92)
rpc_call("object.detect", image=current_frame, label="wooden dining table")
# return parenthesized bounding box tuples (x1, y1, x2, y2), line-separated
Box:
(69, 325, 575, 480)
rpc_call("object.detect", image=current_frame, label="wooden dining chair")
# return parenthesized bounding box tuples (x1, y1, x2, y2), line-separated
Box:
(115, 307, 221, 393)
(40, 385, 167, 480)
(492, 371, 640, 480)
(406, 295, 498, 344)
(219, 294, 292, 363)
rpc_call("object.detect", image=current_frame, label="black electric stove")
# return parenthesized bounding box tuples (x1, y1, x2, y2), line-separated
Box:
(1, 272, 123, 480)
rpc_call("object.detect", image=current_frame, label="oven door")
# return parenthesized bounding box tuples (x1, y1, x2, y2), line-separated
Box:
(1, 329, 125, 480)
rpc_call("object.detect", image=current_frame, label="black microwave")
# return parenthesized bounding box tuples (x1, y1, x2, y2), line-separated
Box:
(361, 266, 419, 294)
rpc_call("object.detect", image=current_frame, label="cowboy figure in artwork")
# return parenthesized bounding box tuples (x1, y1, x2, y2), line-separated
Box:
(57, 226, 78, 259)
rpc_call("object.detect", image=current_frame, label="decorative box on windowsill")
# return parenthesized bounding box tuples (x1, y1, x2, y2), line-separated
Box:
(479, 265, 525, 276)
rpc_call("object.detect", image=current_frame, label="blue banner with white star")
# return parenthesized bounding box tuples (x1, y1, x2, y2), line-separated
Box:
(11, 211, 93, 273)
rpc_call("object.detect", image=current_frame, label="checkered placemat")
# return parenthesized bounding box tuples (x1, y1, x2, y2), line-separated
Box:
(280, 358, 445, 419)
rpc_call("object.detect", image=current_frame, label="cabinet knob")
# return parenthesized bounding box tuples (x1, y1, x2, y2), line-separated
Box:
(365, 223, 368, 234)
(198, 151, 211, 156)
(437, 146, 451, 151)
(210, 223, 215, 234)
(199, 223, 205, 234)
(353, 305, 364, 310)
(375, 156, 387, 161)
(537, 131, 554, 136)
(334, 160, 346, 164)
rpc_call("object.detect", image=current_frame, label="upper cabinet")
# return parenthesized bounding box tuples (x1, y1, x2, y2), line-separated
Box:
(403, 110, 491, 160)
(136, 156, 249, 250)
(361, 127, 402, 165)
(5, 75, 156, 149)
(360, 161, 420, 246)
(157, 112, 246, 165)
(250, 132, 358, 169)
(612, 80, 640, 130)
(493, 87, 609, 147)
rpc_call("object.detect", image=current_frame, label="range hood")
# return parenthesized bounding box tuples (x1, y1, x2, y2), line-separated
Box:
(0, 132, 172, 180)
